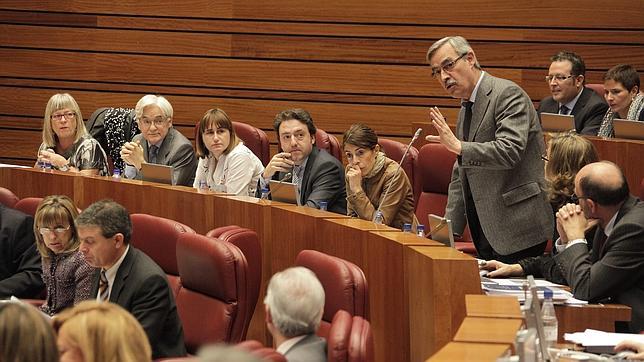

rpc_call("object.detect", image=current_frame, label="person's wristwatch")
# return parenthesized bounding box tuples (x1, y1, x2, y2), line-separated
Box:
(59, 163, 70, 172)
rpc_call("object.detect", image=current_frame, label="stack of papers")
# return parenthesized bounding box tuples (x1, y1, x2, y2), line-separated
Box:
(564, 329, 644, 354)
(481, 277, 577, 304)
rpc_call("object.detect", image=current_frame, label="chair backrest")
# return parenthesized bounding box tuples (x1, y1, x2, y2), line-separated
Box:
(206, 225, 262, 340)
(194, 120, 271, 166)
(130, 214, 195, 297)
(14, 197, 43, 217)
(640, 177, 644, 200)
(295, 250, 368, 339)
(378, 138, 419, 203)
(315, 128, 343, 162)
(585, 83, 605, 98)
(327, 310, 374, 362)
(176, 233, 250, 353)
(237, 340, 288, 362)
(0, 187, 19, 208)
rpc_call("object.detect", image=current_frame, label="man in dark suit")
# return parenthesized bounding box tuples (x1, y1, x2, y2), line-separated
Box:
(121, 94, 197, 186)
(537, 51, 608, 135)
(264, 267, 327, 362)
(256, 108, 346, 214)
(76, 199, 186, 359)
(555, 161, 643, 332)
(0, 204, 43, 298)
(425, 36, 553, 263)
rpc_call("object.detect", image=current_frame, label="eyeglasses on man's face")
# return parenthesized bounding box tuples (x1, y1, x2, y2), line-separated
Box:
(431, 53, 468, 79)
(39, 225, 71, 236)
(545, 74, 575, 83)
(570, 193, 589, 204)
(139, 116, 168, 128)
(51, 112, 76, 121)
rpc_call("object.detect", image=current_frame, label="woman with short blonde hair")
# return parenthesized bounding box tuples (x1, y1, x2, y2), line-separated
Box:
(53, 301, 152, 362)
(0, 302, 59, 362)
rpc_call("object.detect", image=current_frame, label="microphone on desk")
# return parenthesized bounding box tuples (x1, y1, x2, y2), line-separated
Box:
(373, 128, 422, 224)
(261, 172, 292, 199)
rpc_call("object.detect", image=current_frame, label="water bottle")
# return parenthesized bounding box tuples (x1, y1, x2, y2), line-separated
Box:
(416, 224, 425, 237)
(372, 210, 384, 225)
(319, 201, 328, 211)
(44, 161, 52, 172)
(260, 187, 270, 200)
(112, 169, 121, 180)
(198, 180, 208, 192)
(541, 288, 558, 351)
(402, 223, 412, 233)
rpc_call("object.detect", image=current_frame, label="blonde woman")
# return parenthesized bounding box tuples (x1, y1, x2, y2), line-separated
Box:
(53, 301, 152, 362)
(35, 195, 95, 315)
(0, 302, 59, 362)
(37, 93, 109, 176)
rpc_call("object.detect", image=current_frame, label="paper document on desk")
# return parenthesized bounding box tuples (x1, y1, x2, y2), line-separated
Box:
(564, 329, 644, 354)
(481, 277, 572, 303)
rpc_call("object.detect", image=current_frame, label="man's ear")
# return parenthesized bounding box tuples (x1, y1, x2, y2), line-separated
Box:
(265, 305, 273, 324)
(113, 233, 125, 248)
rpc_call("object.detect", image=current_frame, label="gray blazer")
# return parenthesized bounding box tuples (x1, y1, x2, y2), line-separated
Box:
(537, 87, 608, 135)
(446, 72, 554, 255)
(129, 127, 197, 186)
(284, 334, 327, 362)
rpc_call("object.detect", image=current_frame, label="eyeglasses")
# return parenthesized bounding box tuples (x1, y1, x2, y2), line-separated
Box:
(545, 74, 575, 83)
(570, 193, 588, 204)
(51, 112, 76, 121)
(541, 155, 549, 162)
(431, 53, 468, 79)
(139, 117, 167, 128)
(39, 225, 71, 235)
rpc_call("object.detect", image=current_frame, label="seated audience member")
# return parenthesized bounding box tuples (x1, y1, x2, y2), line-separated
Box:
(537, 51, 608, 135)
(0, 302, 59, 362)
(0, 203, 44, 298)
(256, 108, 346, 214)
(34, 195, 95, 315)
(484, 132, 599, 284)
(597, 64, 644, 137)
(485, 162, 643, 333)
(193, 108, 264, 196)
(615, 340, 644, 360)
(120, 94, 197, 186)
(53, 301, 152, 362)
(75, 199, 186, 359)
(36, 93, 109, 176)
(264, 267, 326, 362)
(343, 124, 418, 228)
(86, 107, 140, 173)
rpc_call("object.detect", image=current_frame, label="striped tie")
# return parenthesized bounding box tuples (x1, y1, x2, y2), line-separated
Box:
(98, 270, 109, 302)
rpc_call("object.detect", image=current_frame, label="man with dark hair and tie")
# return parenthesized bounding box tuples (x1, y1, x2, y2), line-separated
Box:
(425, 36, 553, 263)
(120, 94, 197, 186)
(76, 199, 186, 359)
(537, 51, 608, 135)
(257, 108, 346, 214)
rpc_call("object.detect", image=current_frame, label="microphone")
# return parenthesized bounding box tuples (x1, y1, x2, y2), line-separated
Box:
(261, 172, 292, 199)
(373, 128, 422, 224)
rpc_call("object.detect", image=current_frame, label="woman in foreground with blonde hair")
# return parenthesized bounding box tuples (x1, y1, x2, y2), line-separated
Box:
(0, 302, 59, 362)
(53, 301, 152, 362)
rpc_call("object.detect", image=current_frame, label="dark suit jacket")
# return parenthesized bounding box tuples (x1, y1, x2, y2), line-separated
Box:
(554, 196, 644, 333)
(285, 334, 327, 362)
(256, 147, 347, 214)
(0, 205, 44, 298)
(90, 247, 186, 358)
(537, 87, 608, 135)
(446, 72, 554, 256)
(130, 127, 197, 186)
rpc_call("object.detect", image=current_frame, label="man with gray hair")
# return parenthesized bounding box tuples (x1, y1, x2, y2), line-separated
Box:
(425, 36, 553, 263)
(76, 199, 186, 359)
(264, 266, 326, 362)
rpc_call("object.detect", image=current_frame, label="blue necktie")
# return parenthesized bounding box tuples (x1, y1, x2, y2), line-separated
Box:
(149, 145, 159, 164)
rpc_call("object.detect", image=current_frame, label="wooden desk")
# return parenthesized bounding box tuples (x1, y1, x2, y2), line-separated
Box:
(465, 294, 522, 319)
(453, 317, 523, 348)
(426, 342, 511, 362)
(555, 303, 631, 342)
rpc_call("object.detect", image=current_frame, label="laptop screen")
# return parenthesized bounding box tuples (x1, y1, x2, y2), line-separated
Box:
(141, 163, 174, 185)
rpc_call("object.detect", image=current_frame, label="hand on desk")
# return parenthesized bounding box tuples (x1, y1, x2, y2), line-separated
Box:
(615, 340, 644, 360)
(480, 260, 524, 278)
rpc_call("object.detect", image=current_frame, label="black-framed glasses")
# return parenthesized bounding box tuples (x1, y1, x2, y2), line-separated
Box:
(431, 53, 468, 79)
(51, 112, 76, 121)
(38, 225, 71, 235)
(541, 155, 549, 162)
(570, 193, 588, 204)
(545, 74, 575, 83)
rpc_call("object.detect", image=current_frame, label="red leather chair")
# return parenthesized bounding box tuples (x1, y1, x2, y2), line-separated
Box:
(176, 233, 250, 353)
(639, 177, 644, 200)
(194, 120, 271, 166)
(415, 143, 475, 255)
(0, 187, 19, 208)
(295, 250, 368, 338)
(14, 197, 43, 217)
(327, 310, 374, 362)
(378, 138, 419, 204)
(206, 225, 262, 340)
(315, 128, 343, 162)
(585, 83, 605, 98)
(237, 340, 287, 362)
(130, 214, 195, 297)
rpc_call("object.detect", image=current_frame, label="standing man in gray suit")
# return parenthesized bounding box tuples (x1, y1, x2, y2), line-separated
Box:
(425, 36, 553, 263)
(264, 267, 327, 362)
(121, 94, 197, 186)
